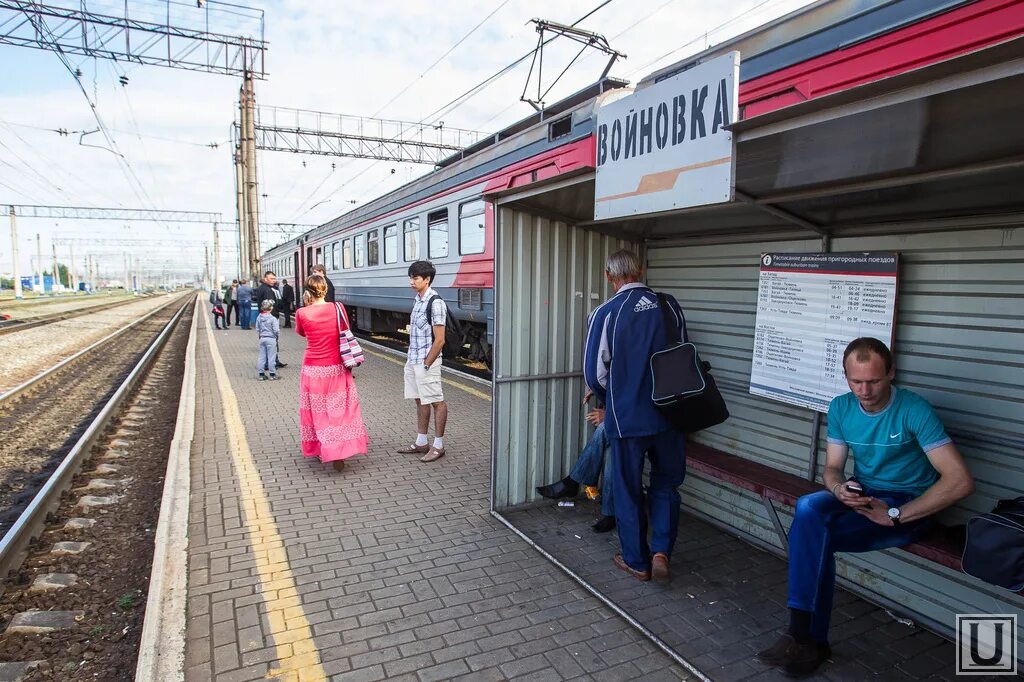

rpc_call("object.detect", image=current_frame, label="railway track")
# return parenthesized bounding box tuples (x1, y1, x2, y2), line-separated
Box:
(0, 292, 192, 577)
(0, 295, 158, 337)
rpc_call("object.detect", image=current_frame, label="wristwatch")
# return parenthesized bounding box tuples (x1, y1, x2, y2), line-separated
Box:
(887, 506, 902, 527)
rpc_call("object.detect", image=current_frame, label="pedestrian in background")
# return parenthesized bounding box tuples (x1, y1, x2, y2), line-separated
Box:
(295, 274, 368, 471)
(256, 299, 280, 380)
(224, 279, 237, 328)
(210, 288, 226, 330)
(310, 263, 336, 303)
(281, 278, 295, 328)
(237, 279, 253, 330)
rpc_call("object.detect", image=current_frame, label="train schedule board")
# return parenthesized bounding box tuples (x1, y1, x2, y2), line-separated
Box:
(749, 252, 899, 413)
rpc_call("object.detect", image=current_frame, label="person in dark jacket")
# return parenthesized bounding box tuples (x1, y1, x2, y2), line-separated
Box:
(253, 271, 286, 367)
(583, 249, 686, 585)
(280, 279, 295, 328)
(223, 280, 237, 327)
(311, 263, 335, 303)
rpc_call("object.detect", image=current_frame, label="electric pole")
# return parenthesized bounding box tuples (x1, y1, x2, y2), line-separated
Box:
(240, 70, 261, 282)
(69, 244, 76, 291)
(51, 241, 59, 291)
(235, 144, 247, 282)
(204, 245, 211, 290)
(213, 226, 221, 293)
(9, 207, 22, 299)
(35, 233, 43, 293)
(123, 252, 129, 292)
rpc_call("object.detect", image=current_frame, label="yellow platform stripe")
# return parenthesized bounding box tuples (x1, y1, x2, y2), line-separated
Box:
(362, 348, 492, 401)
(204, 319, 327, 682)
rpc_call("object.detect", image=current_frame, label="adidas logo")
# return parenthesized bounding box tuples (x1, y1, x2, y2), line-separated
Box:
(634, 295, 658, 312)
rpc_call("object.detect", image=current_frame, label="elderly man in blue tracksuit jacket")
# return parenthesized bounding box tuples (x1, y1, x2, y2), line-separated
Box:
(583, 249, 687, 583)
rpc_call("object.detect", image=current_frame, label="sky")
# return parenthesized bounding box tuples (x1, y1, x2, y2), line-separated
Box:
(0, 0, 817, 284)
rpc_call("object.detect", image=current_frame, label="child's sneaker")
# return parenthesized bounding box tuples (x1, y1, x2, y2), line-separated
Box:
(269, 374, 279, 380)
(258, 373, 267, 381)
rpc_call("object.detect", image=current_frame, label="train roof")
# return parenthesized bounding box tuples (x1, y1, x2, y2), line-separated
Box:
(639, 0, 974, 87)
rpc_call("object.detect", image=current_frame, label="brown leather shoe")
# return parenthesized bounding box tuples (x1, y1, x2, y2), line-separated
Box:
(613, 554, 651, 582)
(396, 444, 429, 454)
(651, 552, 670, 583)
(420, 447, 445, 463)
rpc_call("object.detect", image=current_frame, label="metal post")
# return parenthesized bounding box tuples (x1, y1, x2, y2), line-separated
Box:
(69, 244, 76, 291)
(213, 225, 221, 292)
(51, 241, 59, 291)
(204, 246, 210, 290)
(36, 233, 43, 293)
(9, 207, 22, 299)
(123, 252, 129, 292)
(235, 136, 247, 281)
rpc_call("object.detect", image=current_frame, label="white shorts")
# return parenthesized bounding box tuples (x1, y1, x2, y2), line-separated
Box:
(404, 360, 444, 405)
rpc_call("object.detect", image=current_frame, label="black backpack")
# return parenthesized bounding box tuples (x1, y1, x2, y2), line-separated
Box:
(427, 294, 464, 359)
(962, 496, 1024, 591)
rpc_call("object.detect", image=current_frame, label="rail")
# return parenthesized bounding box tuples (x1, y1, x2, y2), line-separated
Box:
(0, 294, 193, 580)
(0, 294, 159, 337)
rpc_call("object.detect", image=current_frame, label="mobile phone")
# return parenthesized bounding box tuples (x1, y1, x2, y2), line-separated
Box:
(844, 482, 865, 496)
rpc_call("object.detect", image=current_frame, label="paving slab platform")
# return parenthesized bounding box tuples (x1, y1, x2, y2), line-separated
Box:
(179, 313, 1000, 681)
(183, 318, 690, 682)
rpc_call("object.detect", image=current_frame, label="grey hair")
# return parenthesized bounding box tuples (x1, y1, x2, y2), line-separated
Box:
(260, 299, 275, 312)
(605, 249, 643, 280)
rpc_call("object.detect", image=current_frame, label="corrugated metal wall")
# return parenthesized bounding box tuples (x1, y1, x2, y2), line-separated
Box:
(492, 205, 633, 509)
(647, 224, 1024, 646)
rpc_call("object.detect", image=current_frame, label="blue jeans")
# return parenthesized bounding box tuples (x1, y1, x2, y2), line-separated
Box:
(257, 338, 277, 374)
(787, 488, 931, 643)
(569, 423, 614, 517)
(610, 429, 686, 572)
(238, 301, 252, 329)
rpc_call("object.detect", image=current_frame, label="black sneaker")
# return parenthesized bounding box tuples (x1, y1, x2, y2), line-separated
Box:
(259, 373, 267, 381)
(592, 515, 616, 533)
(536, 477, 579, 500)
(756, 634, 798, 666)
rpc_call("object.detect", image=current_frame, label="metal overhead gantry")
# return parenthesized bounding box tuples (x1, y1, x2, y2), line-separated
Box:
(0, 0, 267, 78)
(7, 204, 222, 223)
(246, 106, 487, 165)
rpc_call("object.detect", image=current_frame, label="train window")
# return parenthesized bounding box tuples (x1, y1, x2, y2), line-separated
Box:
(315, 246, 322, 266)
(332, 242, 340, 270)
(459, 200, 485, 255)
(384, 225, 398, 264)
(428, 208, 448, 259)
(367, 229, 380, 267)
(548, 115, 572, 141)
(404, 217, 420, 261)
(342, 238, 352, 269)
(354, 233, 366, 268)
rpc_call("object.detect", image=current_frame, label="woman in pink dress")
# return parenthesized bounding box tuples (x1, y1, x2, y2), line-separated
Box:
(294, 275, 369, 470)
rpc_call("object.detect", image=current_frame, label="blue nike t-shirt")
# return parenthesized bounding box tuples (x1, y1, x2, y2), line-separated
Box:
(827, 386, 951, 496)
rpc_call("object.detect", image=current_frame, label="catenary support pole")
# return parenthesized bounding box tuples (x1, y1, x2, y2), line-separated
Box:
(9, 207, 22, 299)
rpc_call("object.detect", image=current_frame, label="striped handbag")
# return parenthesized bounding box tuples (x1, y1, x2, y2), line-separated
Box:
(334, 303, 365, 368)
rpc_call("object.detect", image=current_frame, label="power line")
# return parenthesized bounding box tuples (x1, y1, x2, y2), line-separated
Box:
(370, 0, 514, 119)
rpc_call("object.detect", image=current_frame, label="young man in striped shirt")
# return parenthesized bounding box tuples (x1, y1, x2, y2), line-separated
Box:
(397, 260, 448, 463)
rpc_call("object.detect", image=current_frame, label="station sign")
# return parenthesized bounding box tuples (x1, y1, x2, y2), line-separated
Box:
(594, 51, 739, 221)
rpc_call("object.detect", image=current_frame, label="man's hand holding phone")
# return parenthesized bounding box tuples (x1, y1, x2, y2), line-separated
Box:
(833, 480, 872, 509)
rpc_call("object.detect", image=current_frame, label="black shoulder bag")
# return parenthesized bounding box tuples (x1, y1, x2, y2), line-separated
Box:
(962, 496, 1024, 591)
(649, 293, 729, 433)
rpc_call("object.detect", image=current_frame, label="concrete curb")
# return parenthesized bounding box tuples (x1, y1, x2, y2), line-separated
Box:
(134, 294, 199, 682)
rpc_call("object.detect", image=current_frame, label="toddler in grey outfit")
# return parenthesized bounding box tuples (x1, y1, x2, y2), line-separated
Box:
(256, 299, 280, 380)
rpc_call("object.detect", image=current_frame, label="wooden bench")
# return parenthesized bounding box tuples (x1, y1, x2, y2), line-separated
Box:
(685, 442, 965, 570)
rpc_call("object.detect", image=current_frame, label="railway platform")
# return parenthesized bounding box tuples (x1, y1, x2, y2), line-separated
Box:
(170, 311, 971, 682)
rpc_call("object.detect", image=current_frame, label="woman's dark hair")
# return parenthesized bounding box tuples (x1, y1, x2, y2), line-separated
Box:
(842, 337, 893, 373)
(304, 274, 327, 300)
(407, 260, 436, 284)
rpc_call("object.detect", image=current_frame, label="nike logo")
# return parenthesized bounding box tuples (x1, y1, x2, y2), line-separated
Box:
(889, 432, 902, 439)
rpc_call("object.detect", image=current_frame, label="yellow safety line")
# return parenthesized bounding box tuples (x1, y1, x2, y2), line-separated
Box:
(203, 318, 327, 682)
(362, 348, 493, 401)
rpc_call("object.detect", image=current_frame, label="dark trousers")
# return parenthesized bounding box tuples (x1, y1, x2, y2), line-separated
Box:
(281, 307, 292, 328)
(787, 489, 929, 643)
(226, 301, 239, 326)
(610, 429, 686, 572)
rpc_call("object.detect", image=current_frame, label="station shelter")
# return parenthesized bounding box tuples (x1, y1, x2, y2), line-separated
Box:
(485, 8, 1024, 664)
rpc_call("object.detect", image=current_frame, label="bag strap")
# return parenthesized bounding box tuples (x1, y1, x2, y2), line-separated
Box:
(334, 303, 343, 336)
(655, 292, 688, 344)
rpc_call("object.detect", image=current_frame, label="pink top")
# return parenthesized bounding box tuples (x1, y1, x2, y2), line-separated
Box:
(295, 303, 348, 366)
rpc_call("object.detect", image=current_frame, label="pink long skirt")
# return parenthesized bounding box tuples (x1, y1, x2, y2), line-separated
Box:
(299, 363, 369, 462)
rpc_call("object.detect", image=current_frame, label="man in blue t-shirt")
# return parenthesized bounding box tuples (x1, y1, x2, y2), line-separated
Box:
(757, 337, 974, 678)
